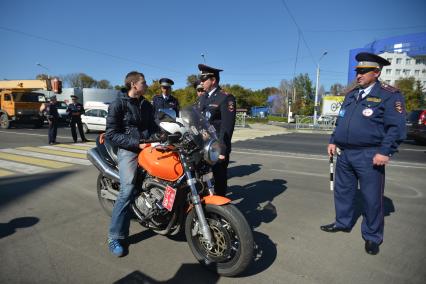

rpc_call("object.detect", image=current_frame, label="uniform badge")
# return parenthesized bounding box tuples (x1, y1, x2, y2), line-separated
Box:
(228, 101, 235, 112)
(339, 109, 345, 117)
(395, 101, 404, 113)
(205, 111, 211, 119)
(366, 97, 381, 103)
(362, 108, 373, 117)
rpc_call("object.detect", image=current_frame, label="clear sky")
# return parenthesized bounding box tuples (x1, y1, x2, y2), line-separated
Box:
(1, 0, 425, 91)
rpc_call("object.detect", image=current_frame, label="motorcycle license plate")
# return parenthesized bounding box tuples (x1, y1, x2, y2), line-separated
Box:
(162, 186, 177, 211)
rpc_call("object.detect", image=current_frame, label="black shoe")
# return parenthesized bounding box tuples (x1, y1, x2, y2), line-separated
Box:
(320, 223, 351, 233)
(82, 139, 89, 142)
(73, 140, 77, 143)
(365, 240, 380, 255)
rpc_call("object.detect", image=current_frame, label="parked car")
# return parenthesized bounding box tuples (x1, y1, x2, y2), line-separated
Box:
(81, 108, 108, 133)
(406, 109, 426, 145)
(56, 101, 70, 124)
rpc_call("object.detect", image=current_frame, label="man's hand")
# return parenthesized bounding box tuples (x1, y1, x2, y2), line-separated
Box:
(373, 153, 389, 166)
(327, 144, 336, 157)
(139, 143, 149, 149)
(218, 154, 225, 160)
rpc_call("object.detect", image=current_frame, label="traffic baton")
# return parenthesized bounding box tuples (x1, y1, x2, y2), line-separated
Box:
(329, 155, 334, 191)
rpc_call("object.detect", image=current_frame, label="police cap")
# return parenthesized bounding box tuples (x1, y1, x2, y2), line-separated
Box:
(159, 78, 174, 88)
(70, 95, 78, 99)
(193, 80, 203, 90)
(355, 52, 391, 69)
(198, 64, 223, 80)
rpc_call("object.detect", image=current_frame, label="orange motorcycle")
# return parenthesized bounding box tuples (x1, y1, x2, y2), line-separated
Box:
(87, 107, 253, 276)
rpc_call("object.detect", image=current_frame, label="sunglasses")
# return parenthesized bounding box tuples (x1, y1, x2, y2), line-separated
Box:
(197, 89, 204, 92)
(356, 68, 377, 75)
(200, 75, 213, 82)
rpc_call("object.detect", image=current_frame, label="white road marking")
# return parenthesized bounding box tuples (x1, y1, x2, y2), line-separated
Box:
(0, 159, 48, 174)
(40, 146, 88, 154)
(0, 130, 73, 139)
(0, 149, 91, 165)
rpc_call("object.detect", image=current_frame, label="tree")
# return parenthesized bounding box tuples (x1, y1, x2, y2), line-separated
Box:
(330, 83, 344, 95)
(395, 77, 424, 112)
(186, 74, 198, 87)
(293, 73, 314, 115)
(97, 79, 112, 89)
(63, 73, 97, 88)
(36, 74, 49, 80)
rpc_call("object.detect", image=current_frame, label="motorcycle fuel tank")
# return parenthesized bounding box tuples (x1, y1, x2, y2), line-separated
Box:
(138, 147, 184, 181)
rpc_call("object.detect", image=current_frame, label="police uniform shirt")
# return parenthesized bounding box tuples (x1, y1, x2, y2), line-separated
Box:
(330, 82, 406, 156)
(199, 87, 236, 155)
(67, 103, 84, 120)
(153, 94, 179, 115)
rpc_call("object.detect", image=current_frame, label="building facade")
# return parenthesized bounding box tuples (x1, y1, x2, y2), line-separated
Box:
(348, 32, 426, 91)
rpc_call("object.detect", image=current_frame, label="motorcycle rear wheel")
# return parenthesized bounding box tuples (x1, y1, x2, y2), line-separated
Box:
(185, 203, 253, 277)
(97, 174, 117, 216)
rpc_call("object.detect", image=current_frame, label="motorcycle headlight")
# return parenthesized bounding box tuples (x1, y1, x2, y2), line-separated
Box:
(203, 140, 221, 165)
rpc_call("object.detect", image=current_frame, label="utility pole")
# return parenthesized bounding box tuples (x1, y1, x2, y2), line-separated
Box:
(314, 51, 327, 126)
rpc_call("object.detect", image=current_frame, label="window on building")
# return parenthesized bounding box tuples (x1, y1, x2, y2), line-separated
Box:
(415, 70, 420, 76)
(385, 80, 391, 84)
(406, 58, 411, 65)
(396, 58, 402, 64)
(395, 69, 401, 75)
(385, 69, 391, 75)
(422, 69, 426, 74)
(416, 59, 421, 65)
(386, 58, 392, 63)
(403, 69, 411, 75)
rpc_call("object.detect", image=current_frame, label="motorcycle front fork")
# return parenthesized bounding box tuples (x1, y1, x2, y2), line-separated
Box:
(179, 154, 214, 249)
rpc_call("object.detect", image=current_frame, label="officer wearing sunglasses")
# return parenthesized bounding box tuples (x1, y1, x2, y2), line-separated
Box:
(321, 52, 406, 255)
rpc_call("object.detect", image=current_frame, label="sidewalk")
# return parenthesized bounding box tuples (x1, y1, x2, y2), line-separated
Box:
(232, 123, 333, 142)
(232, 123, 290, 142)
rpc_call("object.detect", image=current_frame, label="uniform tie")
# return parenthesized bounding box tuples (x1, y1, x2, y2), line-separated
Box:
(357, 90, 364, 102)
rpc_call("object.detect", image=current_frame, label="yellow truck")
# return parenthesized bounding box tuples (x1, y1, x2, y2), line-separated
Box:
(0, 78, 62, 129)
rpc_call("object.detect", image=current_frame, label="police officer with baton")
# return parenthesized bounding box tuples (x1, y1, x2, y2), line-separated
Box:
(320, 52, 406, 255)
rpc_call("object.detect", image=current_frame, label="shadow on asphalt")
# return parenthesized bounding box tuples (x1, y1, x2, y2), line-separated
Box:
(0, 217, 39, 239)
(352, 191, 395, 225)
(0, 170, 74, 208)
(228, 163, 262, 178)
(114, 263, 220, 284)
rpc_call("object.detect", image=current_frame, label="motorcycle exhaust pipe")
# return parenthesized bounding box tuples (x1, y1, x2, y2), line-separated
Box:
(87, 148, 120, 182)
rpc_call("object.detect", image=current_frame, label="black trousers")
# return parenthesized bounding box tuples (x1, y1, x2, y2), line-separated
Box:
(70, 118, 86, 142)
(48, 119, 58, 143)
(212, 154, 230, 196)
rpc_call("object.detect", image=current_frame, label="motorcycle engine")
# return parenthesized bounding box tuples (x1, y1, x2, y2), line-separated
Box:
(134, 186, 165, 219)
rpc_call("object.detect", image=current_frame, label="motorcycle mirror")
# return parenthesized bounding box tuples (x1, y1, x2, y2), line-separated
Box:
(156, 108, 176, 122)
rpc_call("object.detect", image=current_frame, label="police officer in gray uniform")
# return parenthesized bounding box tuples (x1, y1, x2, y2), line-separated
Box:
(198, 64, 236, 196)
(66, 95, 88, 143)
(321, 52, 406, 255)
(152, 78, 179, 116)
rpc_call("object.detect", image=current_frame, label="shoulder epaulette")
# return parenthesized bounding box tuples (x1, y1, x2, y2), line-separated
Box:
(380, 82, 399, 93)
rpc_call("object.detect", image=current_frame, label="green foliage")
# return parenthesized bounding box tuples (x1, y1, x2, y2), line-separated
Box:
(268, 115, 288, 122)
(293, 73, 314, 115)
(395, 77, 424, 111)
(97, 79, 112, 89)
(36, 73, 49, 80)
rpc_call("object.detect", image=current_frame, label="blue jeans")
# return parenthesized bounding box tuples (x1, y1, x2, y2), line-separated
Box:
(108, 148, 138, 239)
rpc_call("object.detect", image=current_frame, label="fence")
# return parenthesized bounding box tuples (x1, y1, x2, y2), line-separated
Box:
(235, 111, 247, 128)
(295, 115, 336, 130)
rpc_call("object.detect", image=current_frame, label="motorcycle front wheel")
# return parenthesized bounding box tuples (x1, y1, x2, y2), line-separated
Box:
(185, 203, 253, 277)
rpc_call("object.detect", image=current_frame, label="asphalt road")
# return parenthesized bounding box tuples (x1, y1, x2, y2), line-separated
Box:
(0, 126, 425, 283)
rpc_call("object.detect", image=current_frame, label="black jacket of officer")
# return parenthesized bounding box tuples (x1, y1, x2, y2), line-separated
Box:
(152, 78, 179, 116)
(105, 93, 157, 152)
(199, 84, 236, 156)
(66, 100, 85, 121)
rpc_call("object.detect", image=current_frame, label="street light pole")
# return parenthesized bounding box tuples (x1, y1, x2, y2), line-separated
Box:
(314, 51, 327, 126)
(201, 53, 206, 64)
(36, 63, 50, 78)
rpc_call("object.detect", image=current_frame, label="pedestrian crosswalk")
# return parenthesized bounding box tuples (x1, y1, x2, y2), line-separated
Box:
(0, 142, 97, 177)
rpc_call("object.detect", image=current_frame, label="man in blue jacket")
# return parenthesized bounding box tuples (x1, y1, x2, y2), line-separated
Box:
(105, 71, 157, 257)
(320, 52, 406, 255)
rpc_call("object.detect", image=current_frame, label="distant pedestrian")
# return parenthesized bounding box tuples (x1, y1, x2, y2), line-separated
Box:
(40, 95, 59, 145)
(198, 64, 236, 196)
(320, 52, 406, 255)
(66, 95, 88, 143)
(152, 78, 179, 116)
